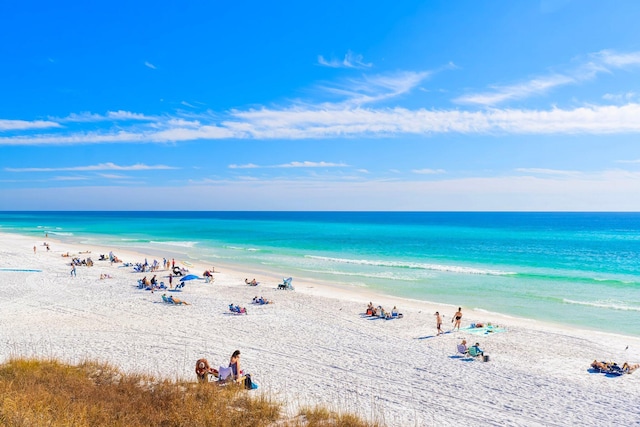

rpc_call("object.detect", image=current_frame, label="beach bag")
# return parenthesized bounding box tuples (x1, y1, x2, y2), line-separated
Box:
(244, 373, 253, 389)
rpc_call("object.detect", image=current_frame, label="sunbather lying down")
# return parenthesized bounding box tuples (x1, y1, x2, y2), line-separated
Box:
(591, 360, 639, 374)
(162, 293, 190, 305)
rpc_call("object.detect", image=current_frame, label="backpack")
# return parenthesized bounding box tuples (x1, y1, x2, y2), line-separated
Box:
(244, 374, 253, 390)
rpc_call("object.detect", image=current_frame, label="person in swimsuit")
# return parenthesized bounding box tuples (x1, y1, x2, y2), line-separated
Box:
(435, 311, 443, 336)
(452, 307, 462, 331)
(229, 350, 244, 383)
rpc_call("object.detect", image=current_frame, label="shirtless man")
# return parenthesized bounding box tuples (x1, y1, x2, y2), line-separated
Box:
(435, 311, 443, 336)
(452, 307, 463, 331)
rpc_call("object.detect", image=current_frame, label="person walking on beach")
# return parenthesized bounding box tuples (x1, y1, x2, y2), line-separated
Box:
(33, 245, 36, 254)
(70, 265, 76, 277)
(452, 307, 462, 331)
(435, 311, 444, 336)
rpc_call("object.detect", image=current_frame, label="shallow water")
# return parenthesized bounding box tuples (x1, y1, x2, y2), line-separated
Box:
(2, 211, 638, 336)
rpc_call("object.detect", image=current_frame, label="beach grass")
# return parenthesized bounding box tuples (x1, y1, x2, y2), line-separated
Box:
(0, 357, 377, 427)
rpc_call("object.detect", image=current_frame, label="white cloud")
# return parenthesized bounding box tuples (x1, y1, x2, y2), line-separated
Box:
(0, 119, 61, 131)
(603, 92, 637, 102)
(5, 162, 177, 172)
(318, 51, 372, 69)
(229, 163, 260, 169)
(97, 173, 131, 179)
(144, 61, 157, 69)
(595, 50, 640, 68)
(320, 71, 431, 106)
(5, 170, 640, 211)
(52, 176, 89, 181)
(57, 111, 156, 123)
(275, 161, 348, 168)
(5, 102, 640, 146)
(412, 168, 446, 175)
(515, 168, 583, 176)
(455, 74, 574, 106)
(229, 161, 348, 169)
(455, 49, 640, 106)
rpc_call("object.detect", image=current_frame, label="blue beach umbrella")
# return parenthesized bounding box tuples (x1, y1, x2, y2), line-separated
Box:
(180, 274, 200, 281)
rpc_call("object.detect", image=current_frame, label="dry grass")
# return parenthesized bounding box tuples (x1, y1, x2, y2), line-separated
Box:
(0, 358, 378, 427)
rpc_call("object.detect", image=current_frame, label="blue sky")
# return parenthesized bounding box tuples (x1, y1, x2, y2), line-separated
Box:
(2, 0, 640, 210)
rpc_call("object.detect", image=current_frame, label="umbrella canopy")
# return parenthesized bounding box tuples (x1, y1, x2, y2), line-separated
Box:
(180, 274, 200, 281)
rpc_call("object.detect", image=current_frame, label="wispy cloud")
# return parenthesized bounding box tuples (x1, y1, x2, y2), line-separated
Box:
(412, 168, 446, 175)
(275, 161, 348, 168)
(455, 49, 640, 106)
(144, 61, 157, 69)
(52, 176, 89, 181)
(5, 102, 640, 146)
(319, 71, 431, 106)
(5, 162, 177, 172)
(318, 51, 372, 69)
(56, 110, 156, 123)
(515, 168, 583, 176)
(616, 159, 640, 164)
(228, 163, 260, 169)
(97, 173, 132, 179)
(229, 161, 348, 169)
(603, 92, 637, 102)
(455, 74, 574, 106)
(0, 119, 61, 131)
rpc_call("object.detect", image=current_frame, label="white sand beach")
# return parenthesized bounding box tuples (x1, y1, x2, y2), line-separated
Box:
(1, 232, 639, 426)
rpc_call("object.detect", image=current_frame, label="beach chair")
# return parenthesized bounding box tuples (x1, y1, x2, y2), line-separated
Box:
(217, 366, 235, 384)
(457, 344, 468, 356)
(468, 345, 486, 360)
(161, 294, 170, 303)
(278, 277, 294, 290)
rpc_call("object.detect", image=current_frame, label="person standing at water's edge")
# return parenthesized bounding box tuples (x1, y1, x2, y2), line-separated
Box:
(452, 307, 462, 331)
(435, 311, 443, 336)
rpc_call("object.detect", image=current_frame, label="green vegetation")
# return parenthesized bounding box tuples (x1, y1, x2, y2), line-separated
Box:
(0, 358, 380, 427)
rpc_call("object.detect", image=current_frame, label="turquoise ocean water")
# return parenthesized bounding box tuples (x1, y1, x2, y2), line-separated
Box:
(1, 211, 638, 337)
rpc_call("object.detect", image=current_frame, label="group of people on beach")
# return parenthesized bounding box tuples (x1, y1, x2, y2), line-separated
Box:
(591, 360, 639, 375)
(433, 307, 463, 336)
(252, 296, 272, 305)
(196, 350, 253, 388)
(365, 302, 402, 319)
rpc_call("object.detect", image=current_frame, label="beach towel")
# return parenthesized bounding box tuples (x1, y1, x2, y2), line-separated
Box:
(461, 325, 506, 335)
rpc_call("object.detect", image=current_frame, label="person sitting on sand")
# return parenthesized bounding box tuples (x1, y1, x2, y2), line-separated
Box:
(457, 339, 468, 355)
(470, 342, 484, 356)
(229, 350, 245, 383)
(195, 358, 218, 382)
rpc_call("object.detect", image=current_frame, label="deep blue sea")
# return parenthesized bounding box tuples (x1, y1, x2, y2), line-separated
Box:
(1, 211, 638, 336)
